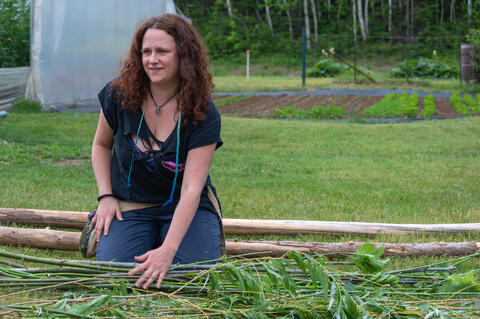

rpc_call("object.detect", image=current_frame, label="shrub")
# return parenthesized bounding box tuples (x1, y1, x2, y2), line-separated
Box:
(0, 0, 30, 67)
(422, 94, 436, 117)
(390, 58, 459, 79)
(449, 93, 471, 116)
(306, 59, 346, 78)
(10, 98, 42, 113)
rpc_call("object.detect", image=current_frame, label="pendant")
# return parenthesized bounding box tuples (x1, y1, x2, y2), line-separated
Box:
(155, 106, 161, 115)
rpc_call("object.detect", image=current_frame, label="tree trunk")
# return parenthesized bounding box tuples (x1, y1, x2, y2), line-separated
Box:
(264, 0, 274, 35)
(303, 0, 311, 49)
(225, 0, 233, 18)
(450, 0, 456, 24)
(440, 0, 444, 24)
(0, 225, 478, 258)
(282, 0, 293, 40)
(227, 240, 480, 258)
(410, 0, 414, 30)
(364, 0, 369, 37)
(352, 0, 358, 43)
(388, 0, 392, 32)
(337, 0, 344, 22)
(357, 0, 367, 41)
(254, 0, 262, 23)
(468, 0, 472, 27)
(3, 208, 480, 235)
(309, 0, 318, 42)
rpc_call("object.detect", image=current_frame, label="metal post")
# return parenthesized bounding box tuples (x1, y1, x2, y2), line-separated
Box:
(302, 27, 306, 86)
(459, 34, 462, 88)
(246, 50, 250, 79)
(354, 35, 357, 82)
(406, 32, 409, 82)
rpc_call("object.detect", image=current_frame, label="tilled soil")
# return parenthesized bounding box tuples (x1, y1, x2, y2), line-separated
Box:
(213, 94, 463, 118)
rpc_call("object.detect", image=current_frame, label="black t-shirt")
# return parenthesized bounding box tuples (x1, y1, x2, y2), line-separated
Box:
(98, 81, 223, 214)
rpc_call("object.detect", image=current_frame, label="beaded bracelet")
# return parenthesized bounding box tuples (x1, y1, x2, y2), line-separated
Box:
(97, 193, 116, 202)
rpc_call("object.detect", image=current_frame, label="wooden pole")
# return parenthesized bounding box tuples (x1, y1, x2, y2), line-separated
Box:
(0, 226, 478, 258)
(2, 208, 480, 235)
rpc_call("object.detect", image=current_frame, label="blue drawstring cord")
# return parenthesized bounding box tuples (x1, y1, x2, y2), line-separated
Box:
(127, 111, 145, 188)
(162, 112, 181, 208)
(126, 111, 181, 208)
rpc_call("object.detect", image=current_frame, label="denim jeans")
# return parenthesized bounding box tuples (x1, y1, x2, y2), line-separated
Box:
(96, 209, 221, 264)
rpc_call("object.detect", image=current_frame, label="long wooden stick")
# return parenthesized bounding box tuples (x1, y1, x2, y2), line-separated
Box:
(0, 226, 478, 257)
(2, 208, 480, 235)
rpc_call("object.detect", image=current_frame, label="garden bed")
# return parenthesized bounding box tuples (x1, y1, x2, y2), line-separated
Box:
(213, 94, 462, 118)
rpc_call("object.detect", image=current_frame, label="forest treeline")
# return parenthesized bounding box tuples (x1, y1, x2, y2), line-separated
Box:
(176, 0, 480, 58)
(2, 0, 480, 67)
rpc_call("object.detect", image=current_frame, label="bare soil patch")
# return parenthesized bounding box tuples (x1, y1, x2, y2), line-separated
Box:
(215, 94, 466, 119)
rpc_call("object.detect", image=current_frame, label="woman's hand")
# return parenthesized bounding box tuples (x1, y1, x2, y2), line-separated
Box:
(91, 197, 123, 242)
(128, 246, 176, 289)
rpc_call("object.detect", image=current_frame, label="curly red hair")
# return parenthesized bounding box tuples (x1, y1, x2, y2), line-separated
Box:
(112, 14, 214, 126)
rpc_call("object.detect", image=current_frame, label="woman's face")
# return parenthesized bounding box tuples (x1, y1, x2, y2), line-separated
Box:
(141, 28, 179, 88)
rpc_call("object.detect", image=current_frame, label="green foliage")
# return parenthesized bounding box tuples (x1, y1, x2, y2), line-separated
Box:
(439, 270, 480, 293)
(390, 58, 459, 79)
(463, 93, 480, 114)
(274, 105, 345, 119)
(449, 92, 471, 116)
(0, 0, 30, 67)
(363, 92, 419, 118)
(466, 28, 480, 74)
(214, 95, 249, 107)
(422, 93, 436, 117)
(10, 98, 42, 113)
(352, 243, 389, 274)
(307, 58, 346, 78)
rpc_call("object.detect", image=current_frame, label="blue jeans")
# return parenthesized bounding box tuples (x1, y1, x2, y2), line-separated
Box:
(96, 209, 221, 263)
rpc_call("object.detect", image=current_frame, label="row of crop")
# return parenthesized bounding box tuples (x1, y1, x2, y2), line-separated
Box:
(362, 92, 420, 118)
(273, 93, 480, 120)
(274, 105, 345, 119)
(449, 93, 480, 116)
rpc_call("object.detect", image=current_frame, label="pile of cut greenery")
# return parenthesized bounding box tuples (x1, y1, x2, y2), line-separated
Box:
(0, 245, 479, 318)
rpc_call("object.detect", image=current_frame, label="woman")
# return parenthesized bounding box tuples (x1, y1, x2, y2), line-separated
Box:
(91, 14, 223, 290)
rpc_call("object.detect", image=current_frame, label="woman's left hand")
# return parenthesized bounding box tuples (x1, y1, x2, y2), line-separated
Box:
(128, 246, 177, 289)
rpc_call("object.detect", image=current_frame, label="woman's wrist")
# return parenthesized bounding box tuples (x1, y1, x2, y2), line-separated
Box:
(97, 193, 116, 201)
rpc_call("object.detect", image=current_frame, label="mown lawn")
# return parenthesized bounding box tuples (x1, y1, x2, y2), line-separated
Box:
(0, 112, 479, 315)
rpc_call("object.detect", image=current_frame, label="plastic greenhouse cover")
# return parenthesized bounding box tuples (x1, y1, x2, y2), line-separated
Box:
(27, 0, 176, 107)
(0, 67, 30, 110)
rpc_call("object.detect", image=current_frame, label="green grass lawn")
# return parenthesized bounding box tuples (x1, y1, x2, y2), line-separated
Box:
(1, 112, 480, 314)
(1, 113, 479, 259)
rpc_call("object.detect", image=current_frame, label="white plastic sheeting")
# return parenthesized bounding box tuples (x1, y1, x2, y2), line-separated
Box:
(26, 0, 176, 107)
(0, 67, 30, 110)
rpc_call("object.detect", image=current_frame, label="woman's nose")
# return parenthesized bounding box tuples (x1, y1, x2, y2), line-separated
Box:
(149, 53, 159, 63)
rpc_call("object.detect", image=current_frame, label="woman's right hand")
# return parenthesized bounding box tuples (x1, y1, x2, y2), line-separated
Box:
(91, 197, 123, 242)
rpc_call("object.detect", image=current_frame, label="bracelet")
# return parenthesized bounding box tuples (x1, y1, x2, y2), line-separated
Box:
(97, 193, 116, 202)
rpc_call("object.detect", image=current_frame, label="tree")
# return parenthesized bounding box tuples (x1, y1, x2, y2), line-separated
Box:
(265, 0, 274, 35)
(0, 0, 30, 67)
(303, 0, 311, 49)
(388, 0, 392, 32)
(356, 0, 367, 41)
(225, 0, 232, 18)
(282, 0, 294, 40)
(309, 0, 318, 42)
(450, 0, 456, 24)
